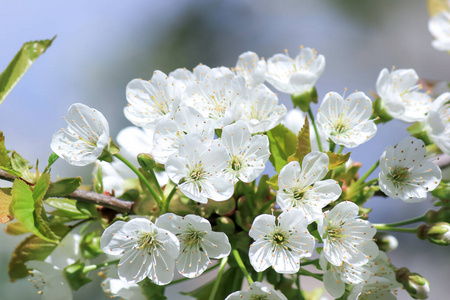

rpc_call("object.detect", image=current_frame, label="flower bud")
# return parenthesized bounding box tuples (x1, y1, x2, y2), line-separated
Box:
(375, 232, 398, 252)
(396, 268, 430, 299)
(426, 207, 450, 224)
(137, 153, 156, 171)
(291, 87, 318, 112)
(426, 222, 450, 246)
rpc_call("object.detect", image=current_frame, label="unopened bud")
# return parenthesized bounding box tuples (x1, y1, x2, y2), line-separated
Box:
(291, 87, 318, 112)
(375, 232, 398, 252)
(427, 222, 450, 246)
(426, 207, 450, 224)
(137, 153, 156, 171)
(396, 268, 430, 299)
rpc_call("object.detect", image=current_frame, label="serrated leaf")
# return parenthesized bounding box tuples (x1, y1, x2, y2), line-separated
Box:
(0, 188, 13, 223)
(45, 177, 82, 197)
(267, 124, 298, 173)
(8, 225, 69, 281)
(428, 0, 449, 16)
(11, 151, 33, 182)
(45, 198, 89, 219)
(0, 37, 55, 105)
(0, 166, 22, 177)
(4, 221, 29, 235)
(11, 177, 58, 243)
(326, 151, 351, 169)
(0, 131, 11, 168)
(288, 115, 311, 164)
(43, 152, 59, 173)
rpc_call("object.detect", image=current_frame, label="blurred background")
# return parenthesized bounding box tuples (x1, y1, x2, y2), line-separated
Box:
(0, 0, 449, 299)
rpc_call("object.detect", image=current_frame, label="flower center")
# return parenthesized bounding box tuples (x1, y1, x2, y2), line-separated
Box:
(250, 295, 269, 300)
(180, 224, 206, 251)
(267, 228, 292, 251)
(323, 220, 347, 240)
(387, 166, 410, 187)
(137, 231, 158, 253)
(230, 155, 244, 172)
(331, 116, 350, 136)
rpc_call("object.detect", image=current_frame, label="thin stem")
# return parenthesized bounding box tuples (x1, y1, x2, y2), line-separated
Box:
(360, 178, 378, 188)
(337, 145, 344, 154)
(301, 258, 319, 267)
(83, 259, 120, 273)
(170, 262, 220, 285)
(232, 249, 253, 285)
(379, 215, 426, 227)
(209, 257, 228, 300)
(257, 271, 264, 282)
(373, 224, 417, 233)
(148, 167, 164, 200)
(259, 196, 276, 215)
(308, 108, 323, 152)
(162, 185, 178, 214)
(114, 153, 162, 207)
(298, 269, 323, 281)
(329, 141, 336, 152)
(355, 160, 380, 186)
(296, 274, 306, 300)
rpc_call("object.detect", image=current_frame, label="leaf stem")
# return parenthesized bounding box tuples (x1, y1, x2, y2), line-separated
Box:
(83, 259, 120, 273)
(232, 249, 253, 285)
(308, 108, 323, 152)
(329, 141, 336, 152)
(301, 258, 319, 267)
(258, 196, 276, 215)
(113, 153, 162, 207)
(373, 224, 417, 233)
(360, 178, 378, 188)
(337, 145, 344, 154)
(378, 215, 426, 227)
(162, 185, 178, 214)
(296, 274, 306, 300)
(257, 271, 264, 282)
(209, 257, 228, 300)
(355, 160, 380, 186)
(298, 269, 323, 281)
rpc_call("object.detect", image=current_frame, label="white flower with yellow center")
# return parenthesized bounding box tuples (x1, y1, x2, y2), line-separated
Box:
(237, 84, 287, 133)
(234, 51, 267, 88)
(169, 63, 211, 90)
(124, 71, 182, 128)
(248, 210, 315, 273)
(378, 137, 442, 202)
(156, 213, 231, 278)
(317, 91, 377, 148)
(318, 202, 379, 266)
(165, 133, 234, 203)
(376, 68, 432, 122)
(266, 47, 325, 95)
(428, 9, 450, 51)
(277, 152, 342, 223)
(221, 121, 270, 183)
(426, 92, 450, 156)
(225, 282, 288, 300)
(319, 252, 377, 298)
(51, 103, 110, 166)
(100, 218, 180, 285)
(152, 106, 214, 164)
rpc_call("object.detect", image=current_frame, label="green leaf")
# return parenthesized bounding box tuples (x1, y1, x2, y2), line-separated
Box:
(44, 152, 59, 173)
(8, 225, 69, 281)
(200, 197, 236, 218)
(0, 131, 11, 168)
(267, 124, 298, 173)
(432, 181, 450, 200)
(4, 221, 30, 235)
(94, 163, 104, 194)
(181, 267, 243, 300)
(11, 177, 58, 243)
(45, 198, 89, 218)
(291, 87, 318, 111)
(288, 115, 311, 164)
(256, 175, 270, 201)
(371, 97, 393, 124)
(139, 278, 167, 300)
(266, 174, 279, 191)
(64, 261, 92, 290)
(80, 231, 102, 259)
(45, 177, 82, 197)
(10, 151, 33, 182)
(0, 187, 14, 223)
(0, 37, 56, 105)
(326, 151, 351, 169)
(407, 122, 432, 145)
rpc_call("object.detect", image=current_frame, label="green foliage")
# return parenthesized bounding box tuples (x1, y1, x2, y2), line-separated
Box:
(266, 174, 279, 191)
(4, 221, 29, 235)
(214, 216, 236, 234)
(45, 198, 90, 219)
(372, 97, 393, 124)
(288, 115, 311, 165)
(138, 153, 156, 171)
(200, 197, 236, 218)
(8, 225, 69, 281)
(0, 37, 55, 105)
(10, 151, 34, 182)
(94, 164, 104, 194)
(291, 87, 318, 111)
(80, 231, 102, 259)
(181, 267, 243, 300)
(0, 132, 11, 168)
(11, 176, 58, 243)
(64, 261, 92, 290)
(326, 151, 351, 170)
(46, 177, 82, 197)
(267, 124, 297, 173)
(0, 187, 13, 223)
(43, 152, 59, 173)
(407, 122, 432, 145)
(432, 180, 450, 200)
(140, 278, 167, 300)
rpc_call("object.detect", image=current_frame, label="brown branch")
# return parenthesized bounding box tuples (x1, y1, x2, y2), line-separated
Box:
(0, 169, 133, 213)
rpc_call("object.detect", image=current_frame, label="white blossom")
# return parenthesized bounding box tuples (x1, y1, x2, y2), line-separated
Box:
(165, 133, 234, 203)
(378, 137, 442, 202)
(102, 278, 146, 300)
(234, 51, 267, 88)
(25, 261, 72, 300)
(266, 47, 325, 95)
(221, 120, 270, 183)
(376, 68, 432, 122)
(51, 103, 110, 166)
(100, 218, 180, 285)
(318, 202, 379, 266)
(124, 71, 182, 128)
(225, 282, 288, 300)
(169, 63, 211, 90)
(426, 92, 450, 156)
(248, 210, 315, 273)
(152, 106, 214, 164)
(348, 276, 400, 300)
(277, 152, 341, 223)
(428, 9, 450, 51)
(320, 252, 376, 298)
(156, 213, 231, 278)
(317, 91, 377, 148)
(237, 84, 287, 133)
